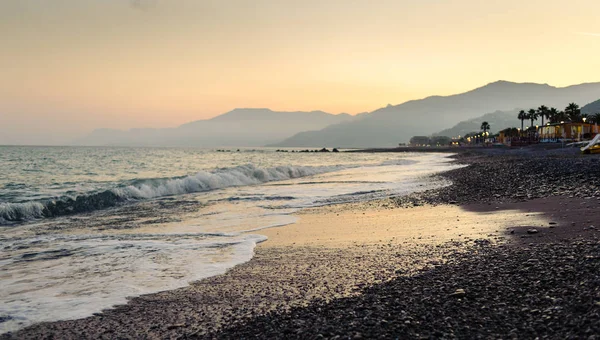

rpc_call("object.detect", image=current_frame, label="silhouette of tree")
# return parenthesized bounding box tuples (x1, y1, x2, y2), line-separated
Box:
(518, 110, 527, 130)
(537, 105, 549, 127)
(548, 107, 560, 123)
(527, 108, 538, 128)
(581, 113, 589, 123)
(565, 103, 580, 122)
(480, 121, 490, 134)
(592, 113, 600, 124)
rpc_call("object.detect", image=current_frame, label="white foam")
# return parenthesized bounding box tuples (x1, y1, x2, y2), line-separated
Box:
(0, 232, 265, 334)
(112, 164, 348, 200)
(1, 164, 349, 223)
(0, 201, 45, 222)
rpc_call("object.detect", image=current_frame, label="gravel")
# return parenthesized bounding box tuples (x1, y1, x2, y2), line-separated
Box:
(205, 239, 600, 339)
(391, 150, 600, 207)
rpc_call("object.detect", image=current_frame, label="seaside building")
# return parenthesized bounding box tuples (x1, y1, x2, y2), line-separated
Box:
(497, 128, 519, 145)
(538, 122, 598, 142)
(497, 122, 599, 146)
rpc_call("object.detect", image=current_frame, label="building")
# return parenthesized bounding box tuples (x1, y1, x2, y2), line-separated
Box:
(538, 122, 599, 142)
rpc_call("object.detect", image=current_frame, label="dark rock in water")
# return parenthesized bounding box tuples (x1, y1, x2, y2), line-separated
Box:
(319, 148, 330, 152)
(527, 228, 539, 234)
(332, 148, 339, 153)
(41, 190, 125, 219)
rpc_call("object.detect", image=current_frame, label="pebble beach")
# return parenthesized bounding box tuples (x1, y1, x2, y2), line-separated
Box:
(3, 149, 600, 339)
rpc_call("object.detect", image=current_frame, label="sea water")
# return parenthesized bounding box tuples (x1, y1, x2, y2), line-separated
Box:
(0, 146, 462, 333)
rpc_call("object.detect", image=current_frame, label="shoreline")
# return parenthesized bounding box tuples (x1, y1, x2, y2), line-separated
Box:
(3, 150, 600, 339)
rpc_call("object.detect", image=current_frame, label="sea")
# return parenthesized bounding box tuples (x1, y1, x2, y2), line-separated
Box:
(0, 146, 463, 333)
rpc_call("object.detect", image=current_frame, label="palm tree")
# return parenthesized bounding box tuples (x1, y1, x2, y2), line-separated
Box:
(537, 105, 549, 127)
(581, 113, 589, 123)
(565, 103, 580, 122)
(592, 112, 600, 124)
(548, 107, 560, 123)
(480, 121, 490, 134)
(518, 110, 527, 131)
(527, 108, 538, 128)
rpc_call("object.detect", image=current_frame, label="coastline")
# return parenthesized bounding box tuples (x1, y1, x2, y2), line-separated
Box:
(3, 150, 600, 339)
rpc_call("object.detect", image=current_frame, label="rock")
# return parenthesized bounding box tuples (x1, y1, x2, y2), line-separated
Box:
(449, 289, 466, 298)
(167, 323, 186, 330)
(527, 229, 539, 234)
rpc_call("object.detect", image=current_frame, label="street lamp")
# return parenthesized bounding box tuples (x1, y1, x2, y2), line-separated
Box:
(582, 117, 587, 140)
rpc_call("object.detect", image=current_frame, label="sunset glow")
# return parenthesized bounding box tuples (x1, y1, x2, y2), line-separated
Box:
(1, 0, 600, 144)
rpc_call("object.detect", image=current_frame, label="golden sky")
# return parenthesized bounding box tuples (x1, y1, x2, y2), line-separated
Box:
(1, 0, 600, 144)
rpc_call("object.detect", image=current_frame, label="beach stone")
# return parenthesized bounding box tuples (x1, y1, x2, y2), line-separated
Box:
(527, 229, 539, 234)
(449, 289, 466, 298)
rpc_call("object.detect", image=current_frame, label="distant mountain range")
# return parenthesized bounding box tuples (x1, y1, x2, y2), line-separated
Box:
(582, 99, 600, 115)
(272, 81, 600, 148)
(74, 109, 356, 147)
(75, 81, 600, 148)
(433, 110, 520, 138)
(434, 98, 600, 139)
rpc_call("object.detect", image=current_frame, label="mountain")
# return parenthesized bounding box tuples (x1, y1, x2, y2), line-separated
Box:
(272, 81, 600, 148)
(582, 99, 600, 115)
(433, 110, 520, 138)
(74, 109, 355, 147)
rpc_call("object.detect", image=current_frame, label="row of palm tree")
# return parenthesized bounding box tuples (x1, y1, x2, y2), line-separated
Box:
(517, 103, 600, 130)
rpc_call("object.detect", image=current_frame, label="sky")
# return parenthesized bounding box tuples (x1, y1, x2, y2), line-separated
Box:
(1, 0, 600, 145)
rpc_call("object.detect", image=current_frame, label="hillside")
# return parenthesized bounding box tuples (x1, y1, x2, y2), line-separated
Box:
(74, 109, 355, 147)
(582, 99, 600, 115)
(433, 110, 520, 138)
(272, 81, 600, 148)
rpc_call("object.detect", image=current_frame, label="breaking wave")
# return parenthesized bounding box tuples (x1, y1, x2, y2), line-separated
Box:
(0, 164, 346, 224)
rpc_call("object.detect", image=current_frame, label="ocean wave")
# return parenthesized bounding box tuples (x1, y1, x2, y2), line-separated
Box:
(0, 164, 345, 224)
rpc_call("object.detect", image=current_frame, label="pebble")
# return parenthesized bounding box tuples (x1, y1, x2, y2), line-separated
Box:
(449, 289, 466, 298)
